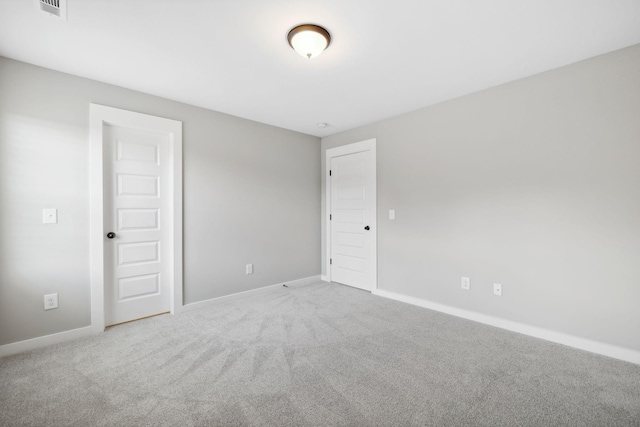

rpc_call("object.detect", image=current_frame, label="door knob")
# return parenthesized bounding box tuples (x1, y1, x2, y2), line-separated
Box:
(106, 232, 116, 239)
(364, 226, 370, 231)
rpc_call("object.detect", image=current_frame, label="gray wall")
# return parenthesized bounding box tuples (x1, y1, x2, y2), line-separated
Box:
(0, 57, 320, 346)
(322, 44, 640, 352)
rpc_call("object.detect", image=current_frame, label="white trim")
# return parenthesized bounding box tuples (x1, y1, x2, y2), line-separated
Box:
(89, 104, 183, 334)
(0, 326, 92, 358)
(372, 289, 640, 366)
(321, 275, 330, 282)
(325, 139, 377, 290)
(182, 275, 322, 313)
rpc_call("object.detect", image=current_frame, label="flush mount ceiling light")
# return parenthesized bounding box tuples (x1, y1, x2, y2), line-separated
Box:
(287, 24, 331, 59)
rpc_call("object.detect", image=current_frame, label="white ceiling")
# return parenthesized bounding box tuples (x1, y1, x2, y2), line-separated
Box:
(1, 1, 640, 137)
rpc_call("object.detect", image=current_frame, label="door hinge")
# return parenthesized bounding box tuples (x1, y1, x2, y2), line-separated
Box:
(329, 170, 332, 176)
(330, 258, 332, 265)
(330, 214, 332, 220)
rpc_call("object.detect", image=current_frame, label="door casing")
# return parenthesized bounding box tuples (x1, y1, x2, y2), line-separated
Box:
(89, 104, 183, 333)
(325, 138, 377, 290)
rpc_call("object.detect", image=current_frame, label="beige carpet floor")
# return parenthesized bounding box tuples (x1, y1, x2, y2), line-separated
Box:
(1, 282, 640, 426)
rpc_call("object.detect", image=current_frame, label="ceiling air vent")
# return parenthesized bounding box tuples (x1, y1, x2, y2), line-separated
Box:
(39, 0, 67, 20)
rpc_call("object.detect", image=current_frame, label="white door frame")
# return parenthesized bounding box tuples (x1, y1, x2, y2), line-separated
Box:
(325, 138, 377, 290)
(89, 104, 183, 334)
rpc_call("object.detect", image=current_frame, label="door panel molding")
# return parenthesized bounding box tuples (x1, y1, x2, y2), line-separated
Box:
(326, 139, 377, 291)
(89, 104, 183, 334)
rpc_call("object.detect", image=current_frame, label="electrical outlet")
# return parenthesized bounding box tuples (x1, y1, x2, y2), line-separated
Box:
(493, 283, 502, 296)
(44, 293, 58, 310)
(246, 264, 253, 275)
(461, 277, 470, 290)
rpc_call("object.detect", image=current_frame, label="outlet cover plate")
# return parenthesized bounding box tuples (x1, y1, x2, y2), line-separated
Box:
(461, 277, 470, 290)
(44, 293, 59, 310)
(493, 283, 502, 296)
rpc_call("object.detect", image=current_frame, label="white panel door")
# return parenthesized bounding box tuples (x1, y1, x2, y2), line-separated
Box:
(104, 125, 170, 326)
(329, 145, 376, 291)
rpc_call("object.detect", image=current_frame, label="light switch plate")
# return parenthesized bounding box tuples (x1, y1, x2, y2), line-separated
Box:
(43, 208, 57, 224)
(389, 210, 395, 220)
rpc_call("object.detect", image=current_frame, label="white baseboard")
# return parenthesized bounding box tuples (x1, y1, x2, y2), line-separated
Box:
(182, 275, 322, 313)
(0, 326, 92, 358)
(372, 289, 640, 366)
(321, 275, 330, 282)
